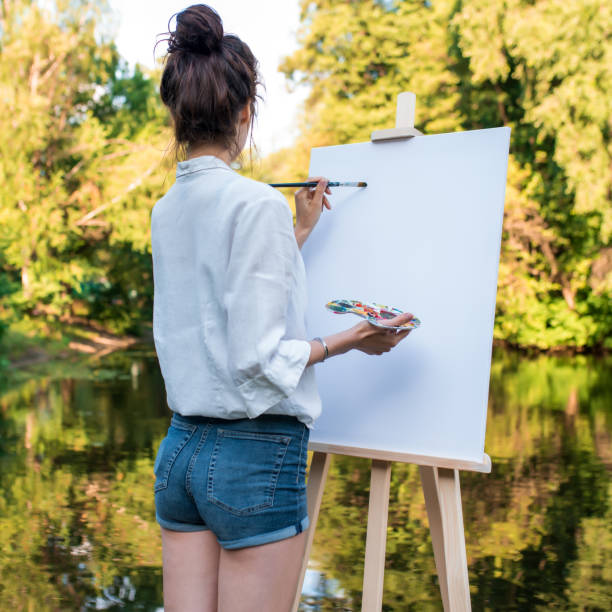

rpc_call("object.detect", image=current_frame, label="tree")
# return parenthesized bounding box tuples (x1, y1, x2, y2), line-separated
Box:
(280, 0, 612, 349)
(0, 0, 170, 336)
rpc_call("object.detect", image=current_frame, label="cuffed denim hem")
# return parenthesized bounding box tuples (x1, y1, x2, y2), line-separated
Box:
(218, 515, 309, 550)
(156, 512, 210, 533)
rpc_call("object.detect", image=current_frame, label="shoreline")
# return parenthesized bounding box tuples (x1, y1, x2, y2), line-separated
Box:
(2, 320, 151, 373)
(491, 338, 611, 358)
(3, 329, 609, 376)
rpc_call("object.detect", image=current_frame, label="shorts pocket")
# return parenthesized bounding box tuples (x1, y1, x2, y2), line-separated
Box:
(207, 429, 291, 516)
(154, 423, 196, 493)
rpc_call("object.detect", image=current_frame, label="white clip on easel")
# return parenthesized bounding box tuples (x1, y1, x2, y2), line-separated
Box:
(291, 92, 491, 612)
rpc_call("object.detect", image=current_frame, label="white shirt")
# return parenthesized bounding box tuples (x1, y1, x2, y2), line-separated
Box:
(151, 155, 322, 428)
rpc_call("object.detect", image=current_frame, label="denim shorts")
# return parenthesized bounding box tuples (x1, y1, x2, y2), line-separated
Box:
(153, 411, 310, 550)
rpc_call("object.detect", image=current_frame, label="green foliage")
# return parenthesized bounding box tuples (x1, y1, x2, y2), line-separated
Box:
(280, 0, 612, 350)
(0, 0, 170, 341)
(1, 0, 611, 354)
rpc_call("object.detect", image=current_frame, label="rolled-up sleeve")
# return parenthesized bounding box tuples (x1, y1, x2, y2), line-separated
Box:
(223, 194, 312, 418)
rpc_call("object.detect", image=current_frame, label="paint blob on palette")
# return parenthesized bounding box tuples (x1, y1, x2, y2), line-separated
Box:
(325, 299, 421, 331)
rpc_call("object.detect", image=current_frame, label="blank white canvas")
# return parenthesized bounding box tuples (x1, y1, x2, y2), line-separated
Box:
(303, 127, 510, 463)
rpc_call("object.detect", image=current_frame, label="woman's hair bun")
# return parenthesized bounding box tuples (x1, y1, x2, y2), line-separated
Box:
(159, 3, 261, 158)
(168, 4, 223, 55)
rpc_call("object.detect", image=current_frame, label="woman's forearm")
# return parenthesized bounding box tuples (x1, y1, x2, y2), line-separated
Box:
(307, 325, 366, 367)
(294, 226, 310, 250)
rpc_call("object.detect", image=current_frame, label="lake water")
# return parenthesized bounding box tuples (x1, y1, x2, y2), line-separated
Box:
(0, 347, 610, 610)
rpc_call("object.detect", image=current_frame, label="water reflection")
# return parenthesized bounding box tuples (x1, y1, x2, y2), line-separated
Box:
(300, 568, 350, 610)
(0, 347, 610, 610)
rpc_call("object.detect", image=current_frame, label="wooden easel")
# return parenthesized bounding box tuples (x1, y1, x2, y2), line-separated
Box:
(291, 93, 492, 612)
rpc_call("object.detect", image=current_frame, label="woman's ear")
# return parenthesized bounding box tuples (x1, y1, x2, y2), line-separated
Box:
(239, 103, 251, 125)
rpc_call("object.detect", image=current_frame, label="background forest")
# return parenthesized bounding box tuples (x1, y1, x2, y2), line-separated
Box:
(0, 2, 610, 609)
(1, 0, 611, 366)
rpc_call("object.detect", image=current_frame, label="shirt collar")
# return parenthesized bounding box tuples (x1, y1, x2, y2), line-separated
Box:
(176, 155, 232, 178)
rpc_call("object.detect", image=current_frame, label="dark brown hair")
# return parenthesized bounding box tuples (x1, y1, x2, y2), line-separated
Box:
(157, 4, 261, 159)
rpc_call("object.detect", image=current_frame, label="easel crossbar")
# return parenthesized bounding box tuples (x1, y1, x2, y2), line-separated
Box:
(309, 441, 491, 473)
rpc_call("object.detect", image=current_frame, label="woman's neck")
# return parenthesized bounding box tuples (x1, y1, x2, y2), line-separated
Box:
(186, 143, 232, 164)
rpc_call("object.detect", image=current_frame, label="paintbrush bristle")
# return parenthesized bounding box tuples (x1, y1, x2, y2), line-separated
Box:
(357, 181, 367, 187)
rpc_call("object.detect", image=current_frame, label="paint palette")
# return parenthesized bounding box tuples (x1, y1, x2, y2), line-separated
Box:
(325, 299, 421, 331)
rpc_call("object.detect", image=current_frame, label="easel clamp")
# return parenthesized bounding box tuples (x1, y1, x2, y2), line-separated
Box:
(371, 92, 423, 142)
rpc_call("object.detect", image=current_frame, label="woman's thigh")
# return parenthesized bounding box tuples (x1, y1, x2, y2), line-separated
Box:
(218, 530, 307, 612)
(161, 527, 221, 612)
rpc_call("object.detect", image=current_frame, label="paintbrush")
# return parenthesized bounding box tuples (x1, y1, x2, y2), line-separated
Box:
(269, 181, 367, 188)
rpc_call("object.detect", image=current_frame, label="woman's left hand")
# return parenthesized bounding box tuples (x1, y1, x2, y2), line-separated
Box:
(294, 177, 331, 247)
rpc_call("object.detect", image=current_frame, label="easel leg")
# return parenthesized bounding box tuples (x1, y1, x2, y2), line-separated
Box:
(419, 466, 471, 611)
(361, 459, 392, 612)
(291, 451, 331, 612)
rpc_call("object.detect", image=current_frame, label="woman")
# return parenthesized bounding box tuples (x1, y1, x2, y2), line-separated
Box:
(151, 5, 413, 611)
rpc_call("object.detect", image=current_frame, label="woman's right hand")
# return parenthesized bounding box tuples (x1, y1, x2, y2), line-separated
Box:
(351, 312, 415, 355)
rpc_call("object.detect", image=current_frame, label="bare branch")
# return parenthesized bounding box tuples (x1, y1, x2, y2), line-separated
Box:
(75, 162, 158, 226)
(29, 52, 42, 96)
